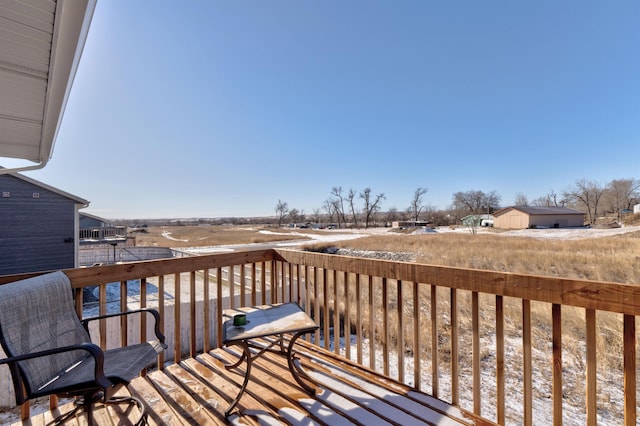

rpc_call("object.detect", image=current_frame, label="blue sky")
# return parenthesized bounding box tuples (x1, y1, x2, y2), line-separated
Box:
(14, 1, 640, 219)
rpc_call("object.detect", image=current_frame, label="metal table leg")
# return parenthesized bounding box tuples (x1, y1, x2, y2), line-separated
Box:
(225, 341, 252, 418)
(286, 331, 316, 394)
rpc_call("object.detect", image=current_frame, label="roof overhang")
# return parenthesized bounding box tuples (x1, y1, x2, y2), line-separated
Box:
(0, 0, 97, 174)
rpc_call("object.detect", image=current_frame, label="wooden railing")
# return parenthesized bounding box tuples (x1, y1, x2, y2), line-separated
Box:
(1, 248, 639, 425)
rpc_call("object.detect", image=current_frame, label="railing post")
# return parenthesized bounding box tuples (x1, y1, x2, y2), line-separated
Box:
(552, 303, 562, 426)
(523, 299, 532, 426)
(624, 314, 636, 426)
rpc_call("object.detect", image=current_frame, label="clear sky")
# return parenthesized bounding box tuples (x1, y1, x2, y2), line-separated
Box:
(11, 1, 640, 219)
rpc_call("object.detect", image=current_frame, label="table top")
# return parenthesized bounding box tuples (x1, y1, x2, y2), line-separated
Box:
(222, 303, 318, 344)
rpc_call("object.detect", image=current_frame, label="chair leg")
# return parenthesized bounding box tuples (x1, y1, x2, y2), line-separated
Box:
(104, 395, 147, 426)
(48, 393, 147, 425)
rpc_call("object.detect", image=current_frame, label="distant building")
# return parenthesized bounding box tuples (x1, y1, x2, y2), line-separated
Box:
(493, 206, 585, 229)
(634, 204, 640, 214)
(461, 214, 494, 227)
(391, 220, 432, 229)
(0, 172, 88, 275)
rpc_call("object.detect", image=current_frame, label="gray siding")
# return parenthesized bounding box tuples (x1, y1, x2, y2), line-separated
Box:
(80, 216, 105, 227)
(0, 175, 77, 275)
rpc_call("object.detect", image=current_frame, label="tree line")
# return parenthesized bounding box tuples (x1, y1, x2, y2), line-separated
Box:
(275, 178, 640, 228)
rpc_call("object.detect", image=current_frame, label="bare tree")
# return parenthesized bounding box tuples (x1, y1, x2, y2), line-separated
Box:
(275, 200, 289, 227)
(385, 206, 401, 224)
(322, 199, 337, 225)
(514, 192, 529, 206)
(347, 188, 358, 227)
(563, 179, 605, 224)
(360, 188, 385, 228)
(604, 178, 640, 220)
(288, 208, 304, 225)
(311, 208, 322, 224)
(452, 190, 501, 215)
(330, 187, 348, 228)
(532, 190, 565, 207)
(409, 187, 428, 221)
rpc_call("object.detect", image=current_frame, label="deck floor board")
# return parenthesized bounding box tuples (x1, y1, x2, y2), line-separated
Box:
(15, 342, 495, 426)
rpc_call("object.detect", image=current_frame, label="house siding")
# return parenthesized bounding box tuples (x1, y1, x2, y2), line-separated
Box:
(0, 175, 79, 275)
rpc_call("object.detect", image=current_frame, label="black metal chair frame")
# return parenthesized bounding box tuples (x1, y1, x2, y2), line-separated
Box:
(0, 271, 166, 425)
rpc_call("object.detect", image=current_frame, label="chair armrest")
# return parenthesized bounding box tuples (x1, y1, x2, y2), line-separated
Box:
(0, 342, 112, 390)
(82, 308, 166, 345)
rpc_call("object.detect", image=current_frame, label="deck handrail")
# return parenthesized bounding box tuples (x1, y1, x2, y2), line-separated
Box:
(0, 248, 637, 425)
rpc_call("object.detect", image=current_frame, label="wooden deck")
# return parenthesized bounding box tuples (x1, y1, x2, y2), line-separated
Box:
(16, 340, 494, 425)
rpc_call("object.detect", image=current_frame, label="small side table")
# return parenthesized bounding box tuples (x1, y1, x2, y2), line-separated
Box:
(222, 303, 319, 417)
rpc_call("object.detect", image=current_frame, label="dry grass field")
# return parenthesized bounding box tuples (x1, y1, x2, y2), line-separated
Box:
(133, 223, 640, 284)
(132, 224, 308, 247)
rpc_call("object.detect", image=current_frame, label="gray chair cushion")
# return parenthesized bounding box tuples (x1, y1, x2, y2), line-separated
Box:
(0, 271, 90, 392)
(40, 342, 159, 396)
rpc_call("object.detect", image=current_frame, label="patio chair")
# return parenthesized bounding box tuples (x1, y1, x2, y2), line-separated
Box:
(0, 271, 166, 425)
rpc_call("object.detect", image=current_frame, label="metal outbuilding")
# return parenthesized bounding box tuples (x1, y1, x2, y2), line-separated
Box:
(492, 206, 585, 229)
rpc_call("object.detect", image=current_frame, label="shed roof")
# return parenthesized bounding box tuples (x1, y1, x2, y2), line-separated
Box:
(493, 206, 584, 217)
(0, 0, 97, 173)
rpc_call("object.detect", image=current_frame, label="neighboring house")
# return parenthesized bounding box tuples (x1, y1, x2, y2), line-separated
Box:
(79, 212, 127, 244)
(493, 206, 585, 229)
(0, 172, 88, 275)
(461, 214, 494, 227)
(634, 204, 640, 214)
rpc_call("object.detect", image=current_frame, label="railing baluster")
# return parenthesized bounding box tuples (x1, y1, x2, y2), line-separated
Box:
(451, 288, 458, 405)
(278, 261, 283, 303)
(216, 267, 223, 348)
(334, 270, 340, 355)
(120, 280, 127, 347)
(623, 314, 636, 426)
(140, 277, 147, 343)
(204, 268, 210, 352)
(261, 261, 266, 305)
(382, 277, 389, 377)
(190, 271, 196, 358)
(356, 273, 362, 365)
(296, 264, 301, 305)
(174, 273, 181, 363)
(397, 280, 404, 382)
(413, 281, 420, 391)
(229, 265, 235, 309)
(288, 263, 293, 303)
(99, 283, 107, 350)
(304, 265, 311, 341)
(251, 263, 257, 306)
(552, 303, 562, 426)
(323, 269, 330, 351)
(523, 299, 532, 426)
(271, 261, 277, 304)
(472, 291, 480, 414)
(158, 275, 165, 368)
(369, 275, 375, 370)
(314, 266, 320, 344)
(345, 271, 351, 361)
(240, 264, 246, 307)
(431, 284, 438, 398)
(496, 295, 505, 424)
(586, 308, 597, 426)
